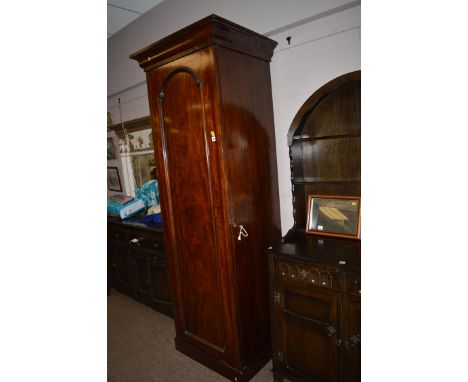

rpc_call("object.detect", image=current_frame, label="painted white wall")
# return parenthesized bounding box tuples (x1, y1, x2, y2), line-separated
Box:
(269, 6, 361, 234)
(108, 0, 355, 96)
(108, 0, 361, 235)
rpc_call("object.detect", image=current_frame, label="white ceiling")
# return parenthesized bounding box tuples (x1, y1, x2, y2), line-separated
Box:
(107, 0, 165, 38)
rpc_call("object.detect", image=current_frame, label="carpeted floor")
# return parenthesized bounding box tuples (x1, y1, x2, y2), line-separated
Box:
(108, 291, 275, 381)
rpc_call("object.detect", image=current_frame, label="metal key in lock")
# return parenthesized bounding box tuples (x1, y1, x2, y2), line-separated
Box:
(237, 225, 248, 241)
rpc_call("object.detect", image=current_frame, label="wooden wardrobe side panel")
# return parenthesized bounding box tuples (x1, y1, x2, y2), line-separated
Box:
(145, 48, 240, 365)
(214, 46, 282, 364)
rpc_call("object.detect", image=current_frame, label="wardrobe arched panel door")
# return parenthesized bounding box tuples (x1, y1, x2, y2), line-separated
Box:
(158, 66, 226, 354)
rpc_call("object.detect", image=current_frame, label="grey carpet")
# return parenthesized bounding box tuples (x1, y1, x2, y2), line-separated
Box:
(108, 291, 275, 381)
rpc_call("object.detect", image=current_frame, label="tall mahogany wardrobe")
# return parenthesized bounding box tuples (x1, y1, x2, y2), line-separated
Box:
(130, 15, 281, 381)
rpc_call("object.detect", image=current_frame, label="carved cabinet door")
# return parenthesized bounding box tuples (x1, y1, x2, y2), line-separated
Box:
(132, 251, 151, 304)
(108, 225, 126, 290)
(272, 260, 341, 382)
(107, 245, 119, 284)
(114, 245, 133, 295)
(149, 255, 172, 316)
(344, 274, 361, 381)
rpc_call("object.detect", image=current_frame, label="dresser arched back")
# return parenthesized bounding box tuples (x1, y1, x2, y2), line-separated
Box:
(287, 71, 361, 233)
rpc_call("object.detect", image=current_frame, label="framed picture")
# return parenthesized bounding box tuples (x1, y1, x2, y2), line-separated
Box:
(107, 166, 122, 192)
(107, 137, 117, 160)
(306, 195, 361, 239)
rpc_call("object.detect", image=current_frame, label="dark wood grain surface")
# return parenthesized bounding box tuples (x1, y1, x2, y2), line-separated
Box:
(214, 44, 281, 366)
(130, 14, 277, 72)
(108, 219, 172, 317)
(268, 235, 361, 382)
(131, 15, 280, 382)
(287, 71, 361, 233)
(274, 231, 360, 272)
(268, 71, 361, 382)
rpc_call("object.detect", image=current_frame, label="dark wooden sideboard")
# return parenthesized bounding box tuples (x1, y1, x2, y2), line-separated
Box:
(267, 233, 360, 382)
(268, 71, 361, 382)
(107, 217, 172, 317)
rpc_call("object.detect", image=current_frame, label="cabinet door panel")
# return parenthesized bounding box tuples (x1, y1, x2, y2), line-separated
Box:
(157, 57, 226, 354)
(150, 260, 170, 304)
(345, 298, 361, 382)
(115, 245, 132, 293)
(107, 245, 118, 282)
(285, 289, 333, 323)
(284, 312, 338, 381)
(134, 254, 151, 297)
(277, 282, 340, 382)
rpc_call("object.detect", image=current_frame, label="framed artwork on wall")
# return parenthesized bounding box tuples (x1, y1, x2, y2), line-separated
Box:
(306, 195, 361, 239)
(107, 137, 117, 160)
(107, 166, 122, 192)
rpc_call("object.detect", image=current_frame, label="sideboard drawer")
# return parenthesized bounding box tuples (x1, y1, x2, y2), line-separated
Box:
(108, 226, 126, 243)
(127, 229, 164, 253)
(277, 260, 340, 291)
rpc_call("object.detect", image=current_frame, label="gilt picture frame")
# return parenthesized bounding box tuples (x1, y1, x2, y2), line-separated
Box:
(306, 195, 361, 239)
